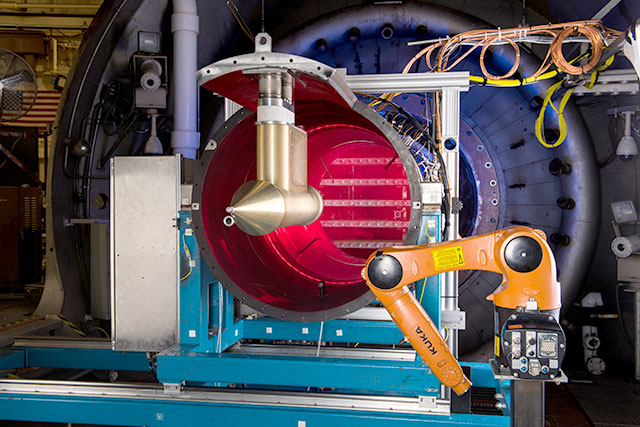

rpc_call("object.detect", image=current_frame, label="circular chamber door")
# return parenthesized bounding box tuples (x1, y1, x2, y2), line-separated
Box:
(193, 72, 424, 322)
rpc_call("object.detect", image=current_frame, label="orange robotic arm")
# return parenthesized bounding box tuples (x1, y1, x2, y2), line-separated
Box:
(362, 225, 561, 396)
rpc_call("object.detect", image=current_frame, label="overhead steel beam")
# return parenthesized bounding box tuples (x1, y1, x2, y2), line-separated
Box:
(344, 71, 470, 93)
(592, 0, 623, 20)
(0, 3, 100, 10)
(0, 14, 93, 29)
(573, 70, 639, 95)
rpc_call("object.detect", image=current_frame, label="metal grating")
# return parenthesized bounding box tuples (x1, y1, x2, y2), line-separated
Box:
(470, 386, 503, 416)
(568, 376, 640, 426)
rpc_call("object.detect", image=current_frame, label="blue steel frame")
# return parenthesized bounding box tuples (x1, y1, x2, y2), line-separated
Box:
(0, 385, 509, 427)
(176, 212, 441, 351)
(156, 212, 449, 392)
(0, 212, 512, 425)
(0, 346, 510, 426)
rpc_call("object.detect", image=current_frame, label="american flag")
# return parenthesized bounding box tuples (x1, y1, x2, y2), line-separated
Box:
(3, 89, 61, 130)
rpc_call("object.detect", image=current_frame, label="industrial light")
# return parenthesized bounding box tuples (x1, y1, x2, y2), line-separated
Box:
(611, 200, 638, 224)
(138, 31, 162, 54)
(616, 111, 638, 161)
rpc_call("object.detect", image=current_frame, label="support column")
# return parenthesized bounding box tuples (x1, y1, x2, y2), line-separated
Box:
(440, 88, 460, 399)
(511, 381, 545, 427)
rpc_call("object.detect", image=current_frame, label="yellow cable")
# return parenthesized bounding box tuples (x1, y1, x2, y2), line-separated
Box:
(469, 70, 558, 87)
(180, 231, 193, 281)
(585, 54, 615, 89)
(180, 268, 192, 281)
(467, 43, 593, 87)
(535, 81, 575, 148)
(468, 51, 589, 87)
(418, 278, 427, 304)
(57, 314, 86, 337)
(441, 323, 450, 341)
(93, 326, 110, 339)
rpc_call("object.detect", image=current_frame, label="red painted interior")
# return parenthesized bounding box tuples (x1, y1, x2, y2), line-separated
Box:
(200, 74, 411, 314)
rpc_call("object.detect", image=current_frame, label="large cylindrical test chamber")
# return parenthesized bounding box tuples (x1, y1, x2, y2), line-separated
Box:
(41, 1, 600, 354)
(192, 46, 424, 321)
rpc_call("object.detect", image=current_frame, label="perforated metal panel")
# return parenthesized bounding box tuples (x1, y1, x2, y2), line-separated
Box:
(569, 376, 640, 427)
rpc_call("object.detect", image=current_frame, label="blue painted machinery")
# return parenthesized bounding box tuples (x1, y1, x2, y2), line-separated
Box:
(0, 29, 565, 427)
(0, 217, 512, 426)
(0, 218, 512, 425)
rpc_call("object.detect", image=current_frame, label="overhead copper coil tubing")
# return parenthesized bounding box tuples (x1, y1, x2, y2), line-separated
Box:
(402, 20, 622, 80)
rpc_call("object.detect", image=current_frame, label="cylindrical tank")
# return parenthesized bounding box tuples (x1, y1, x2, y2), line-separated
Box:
(193, 62, 424, 321)
(41, 1, 599, 353)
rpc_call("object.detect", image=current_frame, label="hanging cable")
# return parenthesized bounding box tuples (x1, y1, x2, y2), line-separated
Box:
(433, 20, 620, 78)
(180, 231, 193, 281)
(441, 322, 450, 341)
(550, 25, 604, 75)
(534, 80, 575, 148)
(227, 0, 254, 42)
(418, 278, 428, 304)
(534, 53, 615, 148)
(91, 326, 110, 339)
(394, 20, 622, 98)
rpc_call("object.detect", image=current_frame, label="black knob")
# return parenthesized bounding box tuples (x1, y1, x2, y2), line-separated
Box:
(504, 236, 543, 273)
(367, 253, 403, 290)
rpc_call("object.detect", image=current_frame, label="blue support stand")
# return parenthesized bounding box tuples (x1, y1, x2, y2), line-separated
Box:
(0, 211, 511, 426)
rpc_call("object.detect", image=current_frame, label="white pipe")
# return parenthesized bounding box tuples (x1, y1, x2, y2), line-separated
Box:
(171, 0, 200, 159)
(624, 111, 633, 137)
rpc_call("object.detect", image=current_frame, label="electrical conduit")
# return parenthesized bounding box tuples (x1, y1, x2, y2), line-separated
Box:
(171, 0, 200, 159)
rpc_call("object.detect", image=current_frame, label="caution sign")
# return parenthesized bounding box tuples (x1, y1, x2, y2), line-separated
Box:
(432, 245, 466, 271)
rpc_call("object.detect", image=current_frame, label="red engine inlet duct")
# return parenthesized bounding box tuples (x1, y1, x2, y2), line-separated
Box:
(193, 53, 423, 321)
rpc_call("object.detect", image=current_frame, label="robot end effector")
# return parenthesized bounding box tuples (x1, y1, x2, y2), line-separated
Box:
(362, 225, 564, 395)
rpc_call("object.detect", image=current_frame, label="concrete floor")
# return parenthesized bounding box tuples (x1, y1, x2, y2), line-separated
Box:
(0, 298, 36, 326)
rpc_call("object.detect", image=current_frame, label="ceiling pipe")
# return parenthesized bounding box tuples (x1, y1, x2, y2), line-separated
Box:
(171, 0, 200, 159)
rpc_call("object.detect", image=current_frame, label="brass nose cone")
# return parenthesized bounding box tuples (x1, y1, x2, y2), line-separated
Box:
(229, 180, 285, 236)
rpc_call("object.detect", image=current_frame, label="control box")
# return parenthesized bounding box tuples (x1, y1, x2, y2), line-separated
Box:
(499, 311, 565, 380)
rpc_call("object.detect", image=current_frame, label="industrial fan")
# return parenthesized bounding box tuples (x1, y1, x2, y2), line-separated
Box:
(0, 48, 37, 122)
